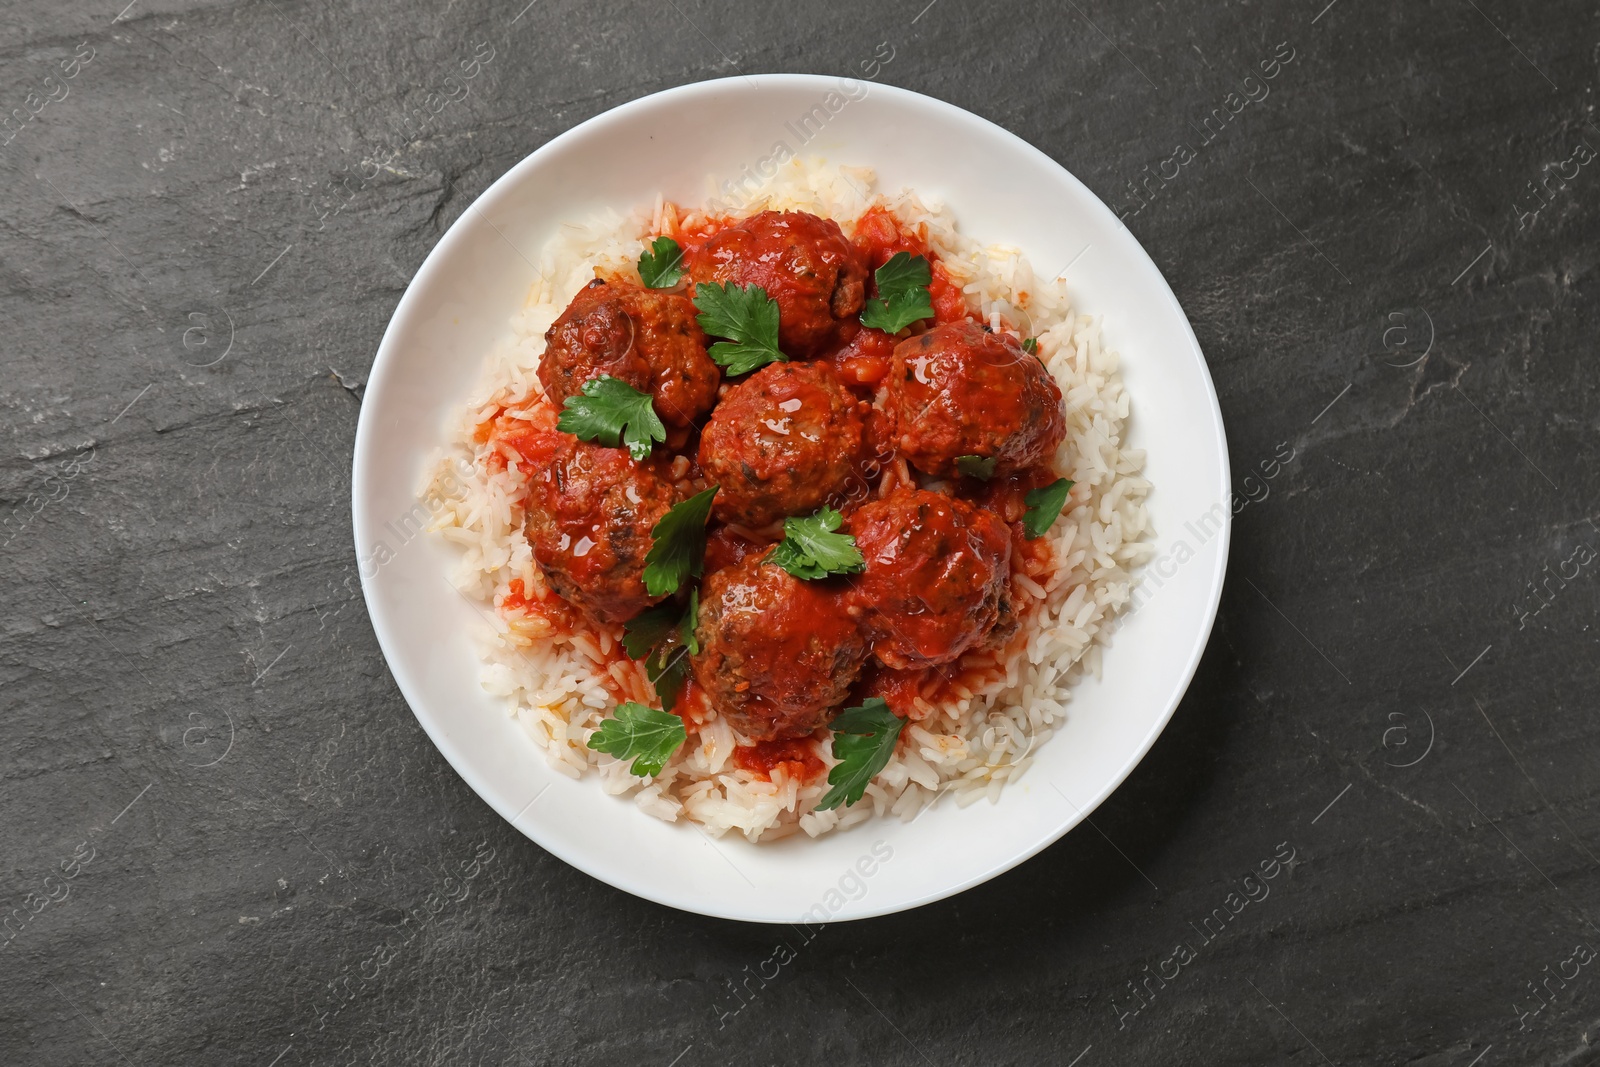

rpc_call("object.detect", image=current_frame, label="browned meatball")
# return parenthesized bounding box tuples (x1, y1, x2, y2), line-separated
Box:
(889, 321, 1067, 478)
(685, 211, 868, 358)
(847, 488, 1013, 670)
(521, 430, 677, 624)
(539, 278, 720, 427)
(697, 361, 864, 529)
(692, 549, 869, 741)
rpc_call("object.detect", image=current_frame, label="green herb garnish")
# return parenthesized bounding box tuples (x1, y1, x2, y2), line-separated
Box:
(622, 600, 680, 660)
(1022, 477, 1074, 540)
(768, 507, 864, 580)
(1022, 337, 1039, 355)
(693, 281, 785, 374)
(816, 698, 905, 810)
(622, 590, 699, 712)
(955, 455, 997, 481)
(638, 236, 685, 288)
(679, 587, 699, 652)
(642, 486, 718, 596)
(645, 646, 690, 713)
(860, 252, 934, 334)
(587, 701, 686, 777)
(554, 375, 666, 461)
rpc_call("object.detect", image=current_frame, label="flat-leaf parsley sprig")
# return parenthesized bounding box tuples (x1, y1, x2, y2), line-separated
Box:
(816, 698, 906, 810)
(1022, 477, 1074, 540)
(638, 236, 685, 289)
(622, 590, 699, 712)
(693, 282, 785, 375)
(642, 485, 718, 596)
(860, 251, 935, 334)
(955, 454, 997, 481)
(555, 375, 666, 461)
(769, 507, 864, 580)
(587, 701, 686, 778)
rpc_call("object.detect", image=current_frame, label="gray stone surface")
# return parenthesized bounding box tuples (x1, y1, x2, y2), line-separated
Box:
(2, 0, 1598, 1063)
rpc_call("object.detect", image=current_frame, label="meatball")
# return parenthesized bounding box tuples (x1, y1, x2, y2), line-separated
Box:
(539, 278, 720, 428)
(692, 549, 869, 741)
(685, 211, 867, 358)
(522, 431, 677, 625)
(847, 488, 1013, 670)
(698, 361, 864, 529)
(889, 320, 1067, 478)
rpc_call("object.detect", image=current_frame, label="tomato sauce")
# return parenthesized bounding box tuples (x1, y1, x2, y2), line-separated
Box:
(976, 465, 1065, 523)
(826, 324, 898, 387)
(501, 577, 535, 614)
(477, 399, 561, 473)
(498, 577, 580, 633)
(929, 263, 969, 325)
(472, 405, 505, 444)
(853, 205, 924, 269)
(733, 736, 825, 783)
(854, 663, 936, 720)
(703, 525, 770, 575)
(676, 677, 708, 732)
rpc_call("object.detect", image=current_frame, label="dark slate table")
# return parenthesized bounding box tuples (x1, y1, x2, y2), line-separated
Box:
(4, 0, 1597, 1063)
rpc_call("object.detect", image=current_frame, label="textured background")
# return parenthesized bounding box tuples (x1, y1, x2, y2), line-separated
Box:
(3, 0, 1598, 1064)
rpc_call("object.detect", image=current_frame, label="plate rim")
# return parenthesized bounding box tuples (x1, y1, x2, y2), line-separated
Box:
(351, 72, 1232, 923)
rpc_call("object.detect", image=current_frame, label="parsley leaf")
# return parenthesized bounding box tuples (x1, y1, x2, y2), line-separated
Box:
(623, 591, 700, 712)
(638, 236, 684, 289)
(645, 647, 690, 713)
(587, 701, 686, 777)
(860, 252, 934, 334)
(955, 455, 997, 481)
(622, 600, 679, 660)
(642, 486, 718, 596)
(679, 586, 700, 655)
(1022, 337, 1039, 355)
(693, 282, 785, 374)
(555, 375, 666, 461)
(768, 508, 864, 580)
(873, 251, 933, 300)
(1022, 477, 1074, 540)
(816, 698, 905, 810)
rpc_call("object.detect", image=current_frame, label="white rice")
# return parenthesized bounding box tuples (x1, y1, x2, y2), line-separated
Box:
(426, 159, 1153, 842)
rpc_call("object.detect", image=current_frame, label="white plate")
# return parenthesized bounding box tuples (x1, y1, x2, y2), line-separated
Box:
(352, 74, 1230, 924)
